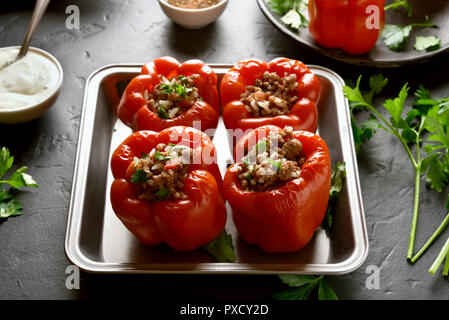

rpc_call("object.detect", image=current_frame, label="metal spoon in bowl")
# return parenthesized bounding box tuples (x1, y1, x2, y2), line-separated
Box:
(0, 0, 51, 71)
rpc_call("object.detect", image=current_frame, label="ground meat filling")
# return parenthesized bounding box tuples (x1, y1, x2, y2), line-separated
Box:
(145, 74, 200, 119)
(168, 0, 219, 9)
(232, 127, 306, 192)
(240, 71, 298, 117)
(130, 143, 193, 201)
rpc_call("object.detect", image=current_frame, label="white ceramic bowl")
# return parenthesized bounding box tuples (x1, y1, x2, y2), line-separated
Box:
(158, 0, 229, 29)
(0, 46, 63, 124)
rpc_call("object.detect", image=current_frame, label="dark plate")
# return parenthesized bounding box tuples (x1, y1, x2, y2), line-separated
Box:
(258, 0, 449, 67)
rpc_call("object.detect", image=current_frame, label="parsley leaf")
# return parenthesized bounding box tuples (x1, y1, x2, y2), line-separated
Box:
(158, 105, 168, 119)
(317, 278, 339, 300)
(160, 83, 173, 94)
(382, 24, 413, 51)
(0, 199, 22, 219)
(269, 159, 282, 172)
(0, 147, 38, 219)
(203, 229, 236, 263)
(421, 154, 448, 192)
(414, 35, 441, 52)
(279, 275, 317, 287)
(268, 0, 309, 29)
(322, 162, 346, 231)
(273, 275, 338, 300)
(344, 75, 386, 152)
(383, 84, 409, 128)
(267, 0, 295, 15)
(255, 140, 267, 153)
(155, 188, 170, 200)
(382, 17, 437, 52)
(281, 8, 307, 29)
(154, 151, 171, 161)
(0, 147, 14, 179)
(130, 169, 149, 184)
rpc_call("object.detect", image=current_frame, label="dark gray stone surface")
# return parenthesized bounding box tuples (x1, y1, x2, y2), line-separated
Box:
(0, 0, 448, 300)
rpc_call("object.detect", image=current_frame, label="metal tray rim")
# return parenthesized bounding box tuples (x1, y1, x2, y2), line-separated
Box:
(64, 63, 369, 275)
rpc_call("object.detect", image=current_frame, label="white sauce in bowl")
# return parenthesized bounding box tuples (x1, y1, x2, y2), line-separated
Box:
(0, 47, 60, 109)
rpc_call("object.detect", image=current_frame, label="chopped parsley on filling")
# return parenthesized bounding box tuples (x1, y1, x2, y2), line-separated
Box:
(130, 143, 193, 201)
(144, 74, 200, 119)
(232, 126, 306, 191)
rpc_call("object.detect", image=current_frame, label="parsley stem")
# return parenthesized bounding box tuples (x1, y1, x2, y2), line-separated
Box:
(443, 250, 449, 277)
(407, 167, 421, 260)
(428, 236, 449, 275)
(410, 212, 449, 263)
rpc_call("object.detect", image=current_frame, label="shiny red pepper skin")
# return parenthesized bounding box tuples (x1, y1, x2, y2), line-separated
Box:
(117, 56, 220, 133)
(220, 58, 320, 133)
(308, 0, 385, 55)
(223, 125, 331, 253)
(110, 126, 226, 251)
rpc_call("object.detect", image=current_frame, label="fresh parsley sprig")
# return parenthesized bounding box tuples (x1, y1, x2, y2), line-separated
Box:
(344, 77, 449, 263)
(346, 74, 388, 153)
(0, 147, 38, 219)
(268, 0, 309, 30)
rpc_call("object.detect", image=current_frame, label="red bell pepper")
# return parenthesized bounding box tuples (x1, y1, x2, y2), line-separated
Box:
(308, 0, 385, 55)
(117, 56, 220, 132)
(110, 126, 226, 251)
(223, 125, 331, 253)
(220, 57, 320, 133)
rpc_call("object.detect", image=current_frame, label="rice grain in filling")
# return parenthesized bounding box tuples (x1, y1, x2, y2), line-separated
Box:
(233, 126, 306, 192)
(145, 74, 200, 119)
(240, 71, 298, 117)
(131, 143, 193, 201)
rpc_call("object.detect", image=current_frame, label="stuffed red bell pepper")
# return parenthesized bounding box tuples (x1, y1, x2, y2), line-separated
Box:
(308, 0, 385, 55)
(117, 56, 220, 133)
(220, 57, 320, 133)
(110, 126, 226, 251)
(223, 125, 331, 253)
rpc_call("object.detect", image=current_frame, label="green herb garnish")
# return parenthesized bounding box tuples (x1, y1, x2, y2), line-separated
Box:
(158, 105, 168, 119)
(268, 0, 309, 30)
(273, 275, 338, 300)
(130, 169, 149, 184)
(0, 147, 38, 219)
(154, 151, 171, 161)
(344, 77, 449, 265)
(155, 188, 170, 200)
(346, 74, 388, 153)
(269, 159, 281, 172)
(414, 35, 441, 52)
(255, 140, 267, 153)
(381, 17, 437, 52)
(322, 162, 346, 231)
(160, 83, 173, 94)
(203, 229, 236, 263)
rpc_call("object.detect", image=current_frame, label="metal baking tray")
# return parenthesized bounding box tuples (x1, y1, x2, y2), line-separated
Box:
(64, 64, 368, 274)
